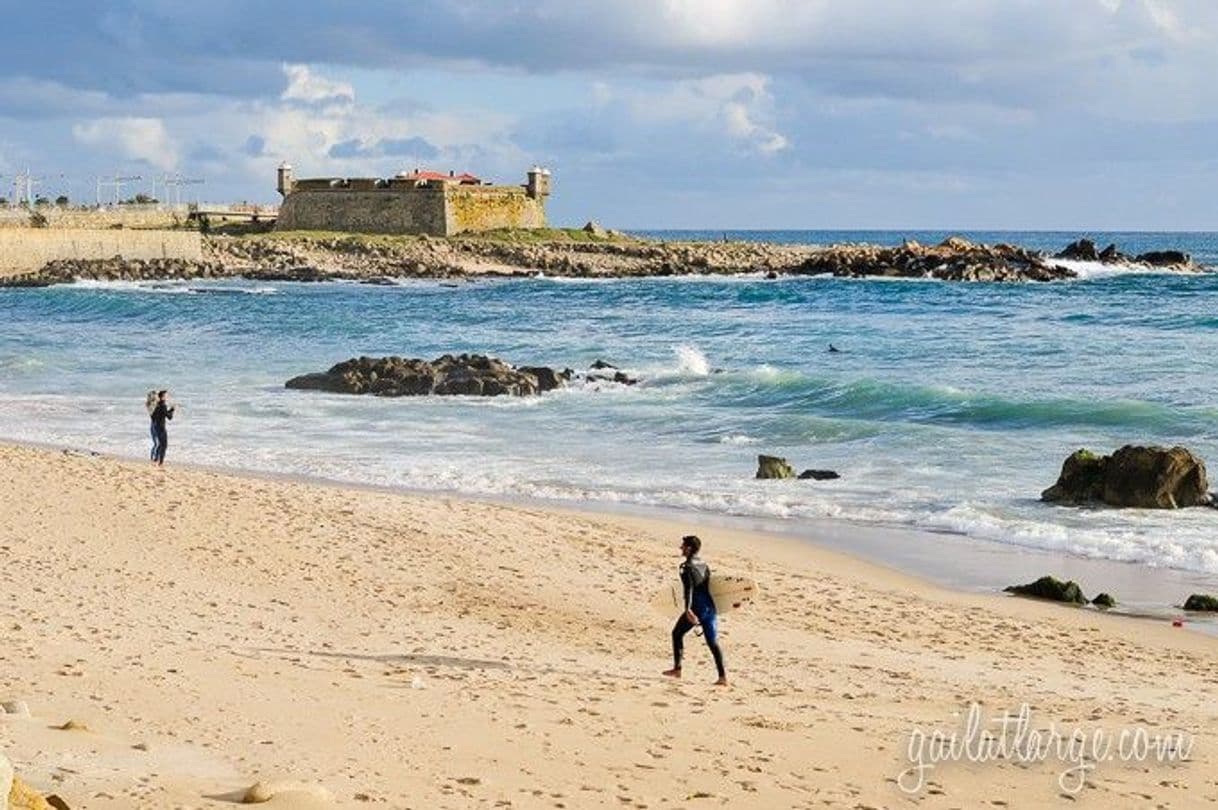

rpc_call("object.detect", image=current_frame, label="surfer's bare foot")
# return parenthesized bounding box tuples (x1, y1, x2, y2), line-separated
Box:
(713, 677, 728, 687)
(662, 668, 681, 679)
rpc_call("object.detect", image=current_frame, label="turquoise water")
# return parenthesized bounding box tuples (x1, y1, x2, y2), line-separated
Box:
(3, 230, 1218, 573)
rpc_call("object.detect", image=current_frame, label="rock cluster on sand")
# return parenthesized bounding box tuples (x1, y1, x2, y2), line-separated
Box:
(1042, 445, 1211, 508)
(1056, 238, 1197, 270)
(242, 779, 332, 806)
(286, 354, 571, 397)
(1004, 575, 1088, 604)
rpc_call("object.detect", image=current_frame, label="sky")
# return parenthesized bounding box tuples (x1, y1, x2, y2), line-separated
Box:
(0, 0, 1215, 229)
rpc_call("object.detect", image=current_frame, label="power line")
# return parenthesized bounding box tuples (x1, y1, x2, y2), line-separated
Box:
(95, 173, 143, 206)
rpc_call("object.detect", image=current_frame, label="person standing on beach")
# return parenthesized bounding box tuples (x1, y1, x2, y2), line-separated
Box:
(663, 535, 728, 686)
(149, 390, 175, 466)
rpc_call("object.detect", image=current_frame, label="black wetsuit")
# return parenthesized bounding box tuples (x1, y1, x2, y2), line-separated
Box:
(150, 401, 174, 464)
(671, 555, 726, 678)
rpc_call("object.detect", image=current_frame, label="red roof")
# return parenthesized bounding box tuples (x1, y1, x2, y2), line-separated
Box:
(400, 170, 481, 184)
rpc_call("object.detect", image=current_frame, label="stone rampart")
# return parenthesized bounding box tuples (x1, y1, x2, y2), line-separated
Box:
(275, 189, 449, 235)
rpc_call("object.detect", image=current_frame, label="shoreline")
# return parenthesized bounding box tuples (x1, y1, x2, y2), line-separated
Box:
(1, 230, 1206, 286)
(21, 438, 1218, 630)
(3, 440, 1218, 807)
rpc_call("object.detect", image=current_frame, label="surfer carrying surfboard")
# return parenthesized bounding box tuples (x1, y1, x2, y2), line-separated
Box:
(662, 535, 728, 686)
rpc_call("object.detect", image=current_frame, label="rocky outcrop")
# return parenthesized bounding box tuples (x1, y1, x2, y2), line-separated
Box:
(0, 257, 228, 287)
(1042, 445, 1210, 508)
(793, 237, 1073, 282)
(1, 233, 1204, 287)
(1056, 240, 1198, 271)
(1056, 239, 1099, 261)
(756, 455, 796, 479)
(1136, 250, 1192, 267)
(286, 354, 570, 397)
(1004, 575, 1087, 604)
(1184, 594, 1218, 612)
(1091, 593, 1116, 608)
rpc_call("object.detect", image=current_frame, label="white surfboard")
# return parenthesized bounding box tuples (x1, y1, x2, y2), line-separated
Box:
(650, 574, 758, 616)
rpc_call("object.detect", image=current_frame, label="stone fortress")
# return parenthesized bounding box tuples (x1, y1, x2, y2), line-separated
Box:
(274, 164, 551, 236)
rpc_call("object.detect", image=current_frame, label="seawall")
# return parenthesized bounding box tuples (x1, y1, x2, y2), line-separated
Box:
(0, 228, 204, 277)
(0, 205, 189, 230)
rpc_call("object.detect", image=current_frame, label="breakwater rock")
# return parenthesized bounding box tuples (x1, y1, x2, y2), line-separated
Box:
(1056, 238, 1198, 270)
(1042, 445, 1211, 508)
(0, 257, 229, 287)
(792, 237, 1072, 281)
(286, 354, 573, 397)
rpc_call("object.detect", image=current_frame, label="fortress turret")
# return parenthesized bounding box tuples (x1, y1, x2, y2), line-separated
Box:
(526, 166, 551, 200)
(276, 162, 295, 197)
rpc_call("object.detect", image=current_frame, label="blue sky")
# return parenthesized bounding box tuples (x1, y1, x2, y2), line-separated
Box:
(1, 1, 1215, 229)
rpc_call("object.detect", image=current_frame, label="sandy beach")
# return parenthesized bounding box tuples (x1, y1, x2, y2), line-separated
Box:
(0, 441, 1213, 808)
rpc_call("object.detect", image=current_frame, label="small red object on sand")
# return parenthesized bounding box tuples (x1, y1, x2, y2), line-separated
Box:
(1172, 619, 1184, 627)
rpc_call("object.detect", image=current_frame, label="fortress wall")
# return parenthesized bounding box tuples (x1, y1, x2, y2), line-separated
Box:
(275, 190, 448, 235)
(446, 187, 546, 234)
(0, 206, 187, 230)
(0, 229, 203, 277)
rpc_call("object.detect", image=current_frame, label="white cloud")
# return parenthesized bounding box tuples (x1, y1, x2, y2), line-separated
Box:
(72, 116, 179, 171)
(281, 63, 355, 105)
(610, 72, 789, 155)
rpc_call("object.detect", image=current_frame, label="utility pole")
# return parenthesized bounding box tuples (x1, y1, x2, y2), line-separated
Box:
(163, 174, 205, 207)
(13, 170, 44, 207)
(95, 173, 143, 206)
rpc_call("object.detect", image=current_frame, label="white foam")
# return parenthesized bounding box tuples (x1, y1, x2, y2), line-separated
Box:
(1051, 258, 1177, 280)
(717, 434, 759, 445)
(674, 344, 710, 377)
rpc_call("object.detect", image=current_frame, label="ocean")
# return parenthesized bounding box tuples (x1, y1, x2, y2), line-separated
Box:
(3, 230, 1218, 580)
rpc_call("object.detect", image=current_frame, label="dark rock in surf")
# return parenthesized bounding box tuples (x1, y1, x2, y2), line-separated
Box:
(517, 366, 571, 393)
(1042, 445, 1210, 509)
(1004, 575, 1087, 605)
(587, 370, 638, 386)
(590, 359, 618, 370)
(1136, 250, 1191, 267)
(798, 469, 840, 481)
(1183, 594, 1218, 612)
(1103, 445, 1209, 508)
(1056, 239, 1099, 261)
(1091, 593, 1116, 608)
(756, 455, 796, 480)
(1098, 244, 1126, 263)
(1041, 449, 1107, 505)
(286, 354, 566, 397)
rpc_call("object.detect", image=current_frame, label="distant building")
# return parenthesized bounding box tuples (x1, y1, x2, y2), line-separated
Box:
(274, 163, 551, 236)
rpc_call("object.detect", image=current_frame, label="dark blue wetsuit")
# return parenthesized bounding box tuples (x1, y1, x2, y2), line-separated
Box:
(671, 555, 726, 678)
(150, 401, 174, 464)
